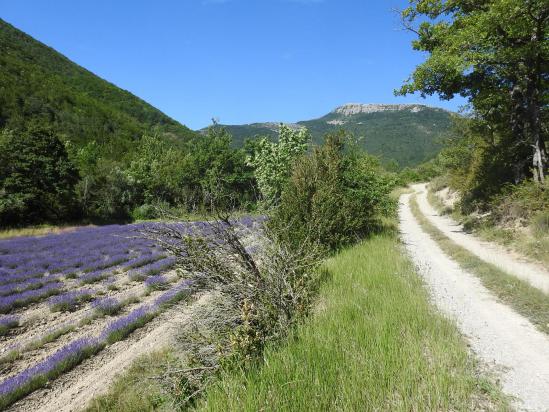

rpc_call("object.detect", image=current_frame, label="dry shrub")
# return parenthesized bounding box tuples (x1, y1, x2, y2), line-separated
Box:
(143, 215, 323, 406)
(489, 180, 549, 225)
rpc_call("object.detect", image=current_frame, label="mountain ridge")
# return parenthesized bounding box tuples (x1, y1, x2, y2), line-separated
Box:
(204, 103, 454, 168)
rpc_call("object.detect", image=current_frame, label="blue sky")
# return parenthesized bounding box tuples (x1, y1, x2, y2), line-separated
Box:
(1, 0, 466, 129)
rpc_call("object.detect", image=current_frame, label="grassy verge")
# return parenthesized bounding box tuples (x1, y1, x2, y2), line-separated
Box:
(473, 225, 549, 267)
(410, 196, 549, 335)
(427, 188, 453, 215)
(196, 234, 505, 411)
(0, 225, 86, 240)
(426, 184, 549, 266)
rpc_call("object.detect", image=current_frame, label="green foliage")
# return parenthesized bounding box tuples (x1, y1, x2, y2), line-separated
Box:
(75, 162, 137, 223)
(186, 125, 257, 212)
(270, 131, 396, 252)
(487, 180, 549, 225)
(0, 19, 262, 226)
(197, 235, 505, 412)
(0, 127, 80, 226)
(127, 134, 186, 205)
(531, 210, 549, 238)
(436, 117, 523, 211)
(429, 175, 450, 193)
(398, 156, 445, 185)
(398, 0, 548, 184)
(247, 124, 309, 206)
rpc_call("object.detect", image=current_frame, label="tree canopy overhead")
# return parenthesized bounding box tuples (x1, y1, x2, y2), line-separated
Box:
(397, 0, 548, 182)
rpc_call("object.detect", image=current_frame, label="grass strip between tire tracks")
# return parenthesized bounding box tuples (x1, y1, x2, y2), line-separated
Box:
(410, 195, 549, 336)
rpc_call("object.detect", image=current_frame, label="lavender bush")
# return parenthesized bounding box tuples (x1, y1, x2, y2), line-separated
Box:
(128, 257, 176, 281)
(0, 315, 19, 336)
(91, 297, 122, 316)
(0, 282, 63, 314)
(47, 289, 94, 312)
(100, 306, 154, 344)
(0, 337, 101, 409)
(144, 275, 169, 290)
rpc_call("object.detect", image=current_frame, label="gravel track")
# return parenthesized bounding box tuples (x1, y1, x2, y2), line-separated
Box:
(412, 183, 549, 294)
(400, 193, 549, 412)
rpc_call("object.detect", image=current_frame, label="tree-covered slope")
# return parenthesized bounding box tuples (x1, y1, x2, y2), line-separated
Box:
(214, 104, 453, 168)
(0, 18, 196, 160)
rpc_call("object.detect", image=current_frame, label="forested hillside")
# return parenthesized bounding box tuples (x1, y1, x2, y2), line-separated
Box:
(0, 18, 196, 160)
(0, 19, 256, 227)
(210, 104, 453, 167)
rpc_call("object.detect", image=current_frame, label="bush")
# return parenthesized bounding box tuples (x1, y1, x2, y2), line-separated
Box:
(131, 202, 170, 221)
(531, 211, 549, 238)
(269, 132, 395, 252)
(144, 217, 323, 385)
(247, 124, 309, 207)
(398, 159, 445, 185)
(76, 164, 136, 223)
(430, 175, 450, 193)
(488, 180, 549, 225)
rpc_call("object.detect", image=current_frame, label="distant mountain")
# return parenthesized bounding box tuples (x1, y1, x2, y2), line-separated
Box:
(210, 103, 454, 168)
(0, 19, 196, 160)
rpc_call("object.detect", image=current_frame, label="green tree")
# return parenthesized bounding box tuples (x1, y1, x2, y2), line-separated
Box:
(127, 134, 184, 205)
(247, 124, 310, 206)
(397, 0, 548, 182)
(270, 132, 396, 252)
(0, 127, 79, 226)
(188, 125, 256, 212)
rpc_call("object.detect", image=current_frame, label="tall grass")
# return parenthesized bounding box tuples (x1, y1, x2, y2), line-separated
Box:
(0, 225, 83, 239)
(196, 234, 504, 411)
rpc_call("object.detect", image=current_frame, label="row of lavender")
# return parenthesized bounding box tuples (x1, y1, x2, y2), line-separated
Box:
(0, 218, 263, 316)
(0, 217, 262, 284)
(0, 279, 194, 409)
(0, 216, 265, 408)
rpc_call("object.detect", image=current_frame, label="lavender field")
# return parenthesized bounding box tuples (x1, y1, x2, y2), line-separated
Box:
(0, 217, 263, 409)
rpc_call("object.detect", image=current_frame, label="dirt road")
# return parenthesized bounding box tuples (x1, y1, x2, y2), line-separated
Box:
(400, 192, 549, 411)
(412, 183, 549, 294)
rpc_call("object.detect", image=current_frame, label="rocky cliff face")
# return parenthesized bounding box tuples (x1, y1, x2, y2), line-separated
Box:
(332, 103, 429, 116)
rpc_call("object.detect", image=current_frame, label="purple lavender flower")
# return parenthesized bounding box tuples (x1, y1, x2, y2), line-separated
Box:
(91, 297, 121, 316)
(79, 270, 109, 285)
(47, 289, 94, 312)
(100, 306, 153, 343)
(0, 282, 63, 314)
(0, 337, 100, 401)
(144, 275, 168, 290)
(127, 256, 174, 281)
(0, 315, 19, 335)
(153, 279, 193, 307)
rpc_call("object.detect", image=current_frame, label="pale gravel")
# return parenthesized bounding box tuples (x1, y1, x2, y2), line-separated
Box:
(413, 183, 549, 294)
(399, 193, 549, 412)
